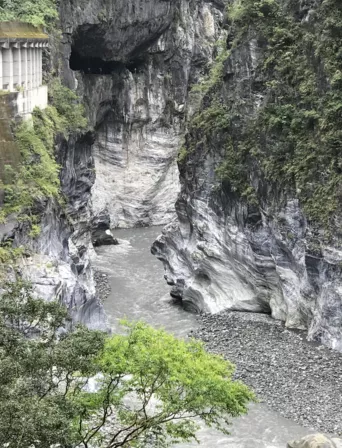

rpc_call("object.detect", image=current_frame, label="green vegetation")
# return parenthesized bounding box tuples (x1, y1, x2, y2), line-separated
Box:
(177, 145, 188, 163)
(0, 240, 24, 264)
(48, 78, 88, 133)
(0, 280, 105, 448)
(0, 79, 87, 229)
(191, 40, 230, 96)
(0, 0, 57, 28)
(28, 223, 41, 238)
(184, 0, 342, 228)
(0, 281, 254, 448)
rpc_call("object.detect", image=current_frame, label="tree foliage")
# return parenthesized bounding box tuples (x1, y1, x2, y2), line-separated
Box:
(0, 0, 57, 28)
(0, 281, 254, 448)
(0, 280, 106, 448)
(74, 321, 253, 448)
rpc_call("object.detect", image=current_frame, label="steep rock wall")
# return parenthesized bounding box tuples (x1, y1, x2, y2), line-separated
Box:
(59, 0, 226, 228)
(0, 131, 107, 331)
(152, 0, 342, 350)
(2, 0, 226, 327)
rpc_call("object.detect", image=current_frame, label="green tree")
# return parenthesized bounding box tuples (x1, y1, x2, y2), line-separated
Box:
(0, 280, 106, 447)
(0, 281, 254, 448)
(0, 0, 57, 27)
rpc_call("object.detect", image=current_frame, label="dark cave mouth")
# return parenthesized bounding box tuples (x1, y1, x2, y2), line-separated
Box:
(69, 48, 146, 75)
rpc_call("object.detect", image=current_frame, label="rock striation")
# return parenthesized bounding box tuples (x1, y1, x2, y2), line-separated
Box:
(0, 131, 107, 331)
(1, 0, 227, 327)
(152, 0, 342, 350)
(59, 0, 227, 228)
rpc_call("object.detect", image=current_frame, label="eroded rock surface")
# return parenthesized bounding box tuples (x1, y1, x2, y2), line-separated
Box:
(91, 211, 118, 247)
(59, 0, 226, 228)
(1, 131, 107, 331)
(153, 194, 342, 349)
(1, 0, 227, 327)
(152, 1, 342, 350)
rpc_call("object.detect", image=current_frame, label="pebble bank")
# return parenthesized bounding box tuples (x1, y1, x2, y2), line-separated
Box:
(191, 311, 342, 435)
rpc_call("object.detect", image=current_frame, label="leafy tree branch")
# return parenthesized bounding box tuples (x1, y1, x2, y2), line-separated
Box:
(0, 282, 254, 448)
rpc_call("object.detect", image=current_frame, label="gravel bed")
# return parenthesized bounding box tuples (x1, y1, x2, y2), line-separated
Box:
(191, 311, 342, 435)
(94, 270, 111, 302)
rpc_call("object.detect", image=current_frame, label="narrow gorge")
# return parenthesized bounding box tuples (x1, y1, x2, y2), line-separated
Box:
(0, 0, 342, 446)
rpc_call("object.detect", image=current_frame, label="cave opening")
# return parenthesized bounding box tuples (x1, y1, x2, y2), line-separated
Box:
(69, 48, 146, 75)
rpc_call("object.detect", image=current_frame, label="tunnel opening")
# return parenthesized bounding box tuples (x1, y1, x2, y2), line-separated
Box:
(69, 48, 146, 75)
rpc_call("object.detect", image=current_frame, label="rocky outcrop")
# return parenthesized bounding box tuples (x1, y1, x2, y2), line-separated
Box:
(152, 0, 342, 350)
(59, 0, 227, 228)
(1, 0, 226, 329)
(153, 193, 342, 350)
(0, 131, 107, 331)
(91, 211, 118, 247)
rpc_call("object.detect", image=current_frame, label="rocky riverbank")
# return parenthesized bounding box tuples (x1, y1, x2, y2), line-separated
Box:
(94, 270, 111, 302)
(191, 311, 342, 435)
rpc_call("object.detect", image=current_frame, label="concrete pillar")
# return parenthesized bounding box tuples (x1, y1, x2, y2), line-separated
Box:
(32, 45, 36, 88)
(2, 46, 13, 91)
(35, 46, 40, 87)
(39, 46, 43, 85)
(13, 45, 21, 89)
(27, 45, 33, 89)
(31, 45, 36, 89)
(0, 49, 3, 90)
(21, 45, 28, 90)
(27, 46, 31, 89)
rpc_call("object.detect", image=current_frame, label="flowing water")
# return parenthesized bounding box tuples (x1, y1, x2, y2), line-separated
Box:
(93, 226, 313, 448)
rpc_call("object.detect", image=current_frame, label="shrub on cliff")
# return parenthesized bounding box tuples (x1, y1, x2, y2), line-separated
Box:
(185, 0, 342, 230)
(0, 281, 254, 448)
(0, 80, 88, 235)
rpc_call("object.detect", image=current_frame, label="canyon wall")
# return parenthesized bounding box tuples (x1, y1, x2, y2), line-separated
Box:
(152, 0, 342, 350)
(0, 129, 106, 330)
(59, 0, 226, 228)
(1, 0, 227, 325)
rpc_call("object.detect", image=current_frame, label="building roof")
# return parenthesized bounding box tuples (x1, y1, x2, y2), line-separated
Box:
(0, 22, 48, 41)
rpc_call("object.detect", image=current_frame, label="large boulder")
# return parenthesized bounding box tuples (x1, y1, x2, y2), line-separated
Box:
(91, 211, 118, 247)
(288, 434, 342, 448)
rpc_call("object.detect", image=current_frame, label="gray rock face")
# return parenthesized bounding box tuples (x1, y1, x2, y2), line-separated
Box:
(2, 0, 226, 329)
(59, 0, 226, 228)
(1, 131, 107, 331)
(152, 27, 342, 350)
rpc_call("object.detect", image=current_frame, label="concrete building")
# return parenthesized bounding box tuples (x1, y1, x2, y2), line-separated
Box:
(0, 22, 49, 119)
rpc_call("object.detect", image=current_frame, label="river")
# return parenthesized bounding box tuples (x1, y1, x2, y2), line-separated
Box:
(93, 226, 313, 448)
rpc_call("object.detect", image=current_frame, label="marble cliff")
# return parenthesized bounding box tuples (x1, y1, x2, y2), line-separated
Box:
(59, 0, 226, 228)
(152, 0, 342, 350)
(0, 0, 226, 326)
